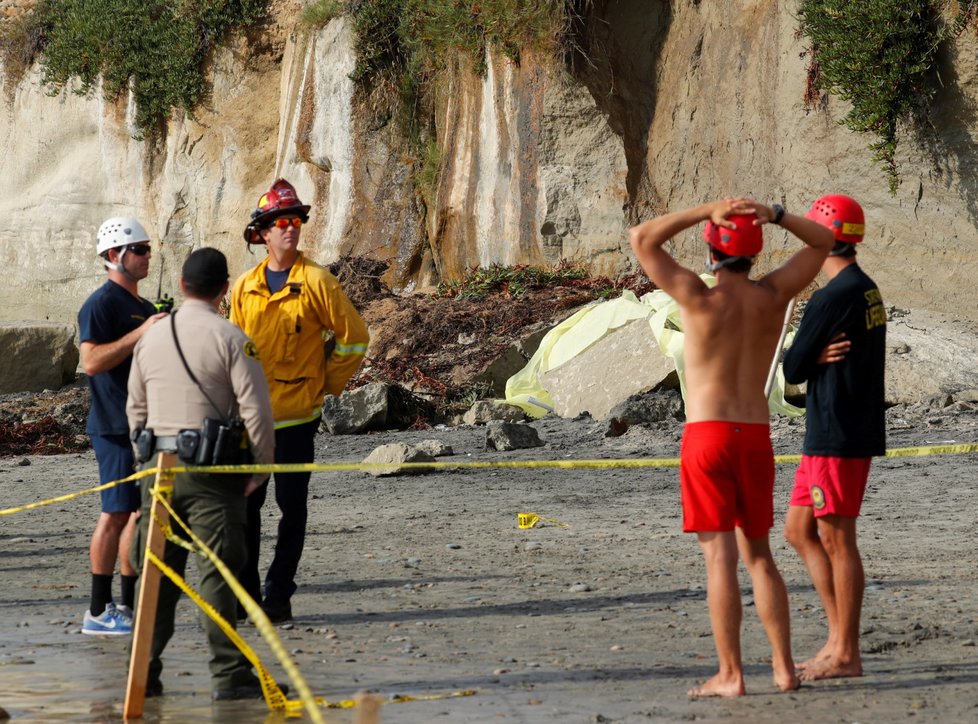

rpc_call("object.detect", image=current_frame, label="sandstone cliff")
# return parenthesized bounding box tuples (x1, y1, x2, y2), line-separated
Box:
(0, 0, 975, 329)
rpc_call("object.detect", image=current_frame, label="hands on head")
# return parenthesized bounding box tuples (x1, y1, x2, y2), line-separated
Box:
(708, 197, 778, 228)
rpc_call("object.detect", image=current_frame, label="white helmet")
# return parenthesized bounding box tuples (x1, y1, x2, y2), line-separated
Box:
(96, 217, 150, 256)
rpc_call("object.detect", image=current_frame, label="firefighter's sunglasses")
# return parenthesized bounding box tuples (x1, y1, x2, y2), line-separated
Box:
(270, 217, 304, 229)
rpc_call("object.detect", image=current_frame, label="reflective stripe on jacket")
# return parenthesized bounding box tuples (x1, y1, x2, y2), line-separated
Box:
(230, 253, 368, 426)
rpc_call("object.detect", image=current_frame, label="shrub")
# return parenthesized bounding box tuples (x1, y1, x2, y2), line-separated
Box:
(301, 0, 345, 29)
(435, 263, 590, 299)
(797, 0, 970, 193)
(24, 0, 268, 136)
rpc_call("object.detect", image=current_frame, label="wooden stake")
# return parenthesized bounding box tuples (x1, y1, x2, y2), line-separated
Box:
(353, 691, 381, 724)
(124, 452, 176, 720)
(765, 297, 796, 399)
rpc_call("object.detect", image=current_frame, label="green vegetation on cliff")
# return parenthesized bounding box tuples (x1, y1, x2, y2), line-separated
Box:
(8, 0, 268, 135)
(336, 0, 574, 195)
(5, 0, 975, 196)
(798, 0, 975, 193)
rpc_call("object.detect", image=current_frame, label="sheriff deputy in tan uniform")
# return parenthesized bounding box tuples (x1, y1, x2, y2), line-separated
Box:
(126, 247, 278, 701)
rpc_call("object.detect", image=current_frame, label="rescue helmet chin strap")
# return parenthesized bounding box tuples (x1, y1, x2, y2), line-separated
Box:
(102, 248, 138, 282)
(705, 247, 750, 273)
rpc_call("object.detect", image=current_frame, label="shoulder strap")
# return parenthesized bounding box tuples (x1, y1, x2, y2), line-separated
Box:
(170, 310, 230, 422)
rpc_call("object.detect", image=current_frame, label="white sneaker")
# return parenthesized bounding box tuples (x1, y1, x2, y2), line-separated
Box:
(82, 602, 132, 636)
(116, 604, 134, 626)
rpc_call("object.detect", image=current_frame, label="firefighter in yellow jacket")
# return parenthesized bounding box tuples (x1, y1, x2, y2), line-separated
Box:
(231, 178, 369, 622)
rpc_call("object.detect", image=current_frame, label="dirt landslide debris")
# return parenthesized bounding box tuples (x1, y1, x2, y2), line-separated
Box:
(0, 259, 656, 455)
(0, 386, 89, 456)
(337, 257, 655, 414)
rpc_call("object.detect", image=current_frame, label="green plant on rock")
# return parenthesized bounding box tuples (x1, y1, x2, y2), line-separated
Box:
(349, 0, 566, 91)
(798, 0, 955, 193)
(414, 137, 443, 201)
(345, 1, 574, 205)
(301, 0, 345, 28)
(25, 0, 268, 136)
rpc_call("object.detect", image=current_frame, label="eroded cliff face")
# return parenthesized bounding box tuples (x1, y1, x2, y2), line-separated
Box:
(1, 0, 976, 329)
(577, 0, 978, 323)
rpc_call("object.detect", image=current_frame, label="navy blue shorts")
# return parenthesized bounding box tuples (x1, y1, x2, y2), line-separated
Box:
(91, 434, 140, 513)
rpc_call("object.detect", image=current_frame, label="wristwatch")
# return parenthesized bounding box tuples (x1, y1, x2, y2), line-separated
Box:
(771, 204, 786, 225)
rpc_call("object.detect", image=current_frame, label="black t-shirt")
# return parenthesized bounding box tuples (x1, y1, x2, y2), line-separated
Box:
(783, 264, 886, 457)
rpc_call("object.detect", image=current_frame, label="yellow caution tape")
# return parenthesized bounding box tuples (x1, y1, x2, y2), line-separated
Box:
(0, 468, 155, 516)
(5, 443, 978, 518)
(147, 485, 478, 714)
(149, 487, 320, 719)
(883, 442, 978, 458)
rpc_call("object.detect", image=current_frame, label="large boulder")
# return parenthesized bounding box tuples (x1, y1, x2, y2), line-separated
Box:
(539, 317, 677, 420)
(485, 421, 544, 451)
(0, 323, 78, 394)
(471, 325, 552, 397)
(362, 443, 437, 477)
(321, 382, 433, 434)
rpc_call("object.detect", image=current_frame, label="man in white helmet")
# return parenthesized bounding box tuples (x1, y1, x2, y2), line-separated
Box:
(77, 217, 167, 635)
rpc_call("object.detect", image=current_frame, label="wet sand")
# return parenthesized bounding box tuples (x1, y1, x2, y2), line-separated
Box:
(2, 412, 978, 723)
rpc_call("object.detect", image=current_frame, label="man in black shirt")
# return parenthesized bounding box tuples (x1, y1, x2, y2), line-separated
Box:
(782, 194, 886, 681)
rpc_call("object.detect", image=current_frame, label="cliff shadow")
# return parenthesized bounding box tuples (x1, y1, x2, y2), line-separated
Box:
(566, 0, 672, 221)
(915, 39, 978, 223)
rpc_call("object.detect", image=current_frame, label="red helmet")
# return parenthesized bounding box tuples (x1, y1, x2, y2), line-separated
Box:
(703, 213, 762, 258)
(806, 194, 864, 243)
(243, 178, 311, 244)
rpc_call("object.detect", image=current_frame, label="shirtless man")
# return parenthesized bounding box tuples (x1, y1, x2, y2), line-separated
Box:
(629, 197, 834, 697)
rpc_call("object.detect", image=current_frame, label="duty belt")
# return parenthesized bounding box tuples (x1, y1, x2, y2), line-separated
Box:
(153, 435, 181, 453)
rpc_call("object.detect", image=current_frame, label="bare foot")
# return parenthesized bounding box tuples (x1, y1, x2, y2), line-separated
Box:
(687, 673, 745, 698)
(795, 650, 831, 672)
(798, 657, 863, 681)
(795, 642, 833, 671)
(774, 670, 802, 692)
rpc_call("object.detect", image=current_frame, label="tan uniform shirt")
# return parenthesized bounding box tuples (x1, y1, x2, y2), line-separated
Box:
(127, 298, 274, 466)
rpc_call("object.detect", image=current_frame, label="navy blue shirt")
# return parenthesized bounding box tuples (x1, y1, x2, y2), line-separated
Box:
(783, 264, 886, 457)
(78, 281, 157, 436)
(264, 266, 292, 295)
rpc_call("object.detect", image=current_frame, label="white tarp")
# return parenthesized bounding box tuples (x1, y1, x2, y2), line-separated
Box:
(505, 275, 802, 419)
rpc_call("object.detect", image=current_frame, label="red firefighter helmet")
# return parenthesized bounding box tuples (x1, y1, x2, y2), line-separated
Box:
(243, 178, 311, 244)
(806, 194, 864, 243)
(703, 213, 763, 258)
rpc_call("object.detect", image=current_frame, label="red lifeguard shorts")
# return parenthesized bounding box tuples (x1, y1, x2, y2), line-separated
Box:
(679, 421, 774, 538)
(790, 454, 871, 518)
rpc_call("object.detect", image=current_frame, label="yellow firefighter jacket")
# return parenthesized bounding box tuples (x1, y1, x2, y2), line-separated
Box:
(230, 252, 369, 428)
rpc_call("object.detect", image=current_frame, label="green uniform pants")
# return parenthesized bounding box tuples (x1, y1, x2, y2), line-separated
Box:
(131, 466, 253, 692)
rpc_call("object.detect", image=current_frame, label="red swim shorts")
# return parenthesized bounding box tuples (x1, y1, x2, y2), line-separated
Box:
(790, 454, 871, 518)
(679, 421, 774, 538)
